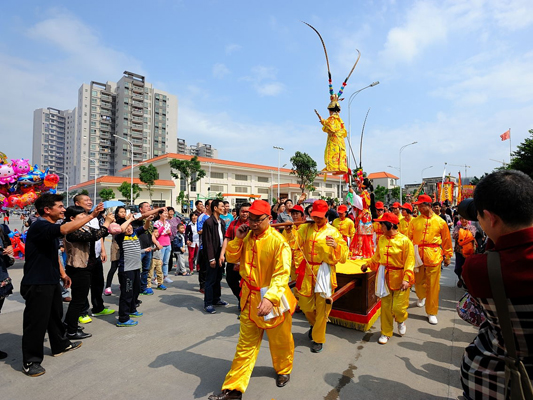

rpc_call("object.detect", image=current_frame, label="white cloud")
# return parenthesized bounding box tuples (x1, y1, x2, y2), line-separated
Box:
(225, 44, 241, 55)
(491, 0, 533, 30)
(241, 65, 285, 97)
(212, 63, 230, 79)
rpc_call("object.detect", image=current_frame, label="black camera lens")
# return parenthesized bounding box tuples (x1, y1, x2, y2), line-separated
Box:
(458, 198, 477, 221)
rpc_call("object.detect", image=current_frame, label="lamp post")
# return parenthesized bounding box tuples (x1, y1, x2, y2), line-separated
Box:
(59, 172, 69, 206)
(273, 146, 284, 200)
(399, 141, 418, 203)
(83, 156, 98, 201)
(114, 135, 134, 206)
(421, 165, 433, 182)
(347, 81, 380, 168)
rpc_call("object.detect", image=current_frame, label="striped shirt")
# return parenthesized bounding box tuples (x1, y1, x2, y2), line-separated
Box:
(117, 227, 145, 272)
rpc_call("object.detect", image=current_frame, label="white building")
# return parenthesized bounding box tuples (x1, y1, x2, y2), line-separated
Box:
(176, 138, 218, 158)
(367, 171, 399, 189)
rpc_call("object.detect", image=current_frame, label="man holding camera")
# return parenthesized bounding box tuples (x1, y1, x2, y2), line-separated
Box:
(459, 170, 533, 400)
(408, 194, 453, 325)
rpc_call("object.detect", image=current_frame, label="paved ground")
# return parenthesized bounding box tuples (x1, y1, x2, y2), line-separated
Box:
(0, 240, 477, 400)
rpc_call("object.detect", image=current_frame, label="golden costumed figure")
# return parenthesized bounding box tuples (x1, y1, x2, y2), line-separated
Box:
(304, 22, 360, 175)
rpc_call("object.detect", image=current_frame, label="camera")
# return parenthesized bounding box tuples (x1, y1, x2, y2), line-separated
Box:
(458, 198, 477, 221)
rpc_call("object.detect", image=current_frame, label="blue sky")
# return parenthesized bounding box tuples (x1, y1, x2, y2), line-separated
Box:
(1, 0, 532, 185)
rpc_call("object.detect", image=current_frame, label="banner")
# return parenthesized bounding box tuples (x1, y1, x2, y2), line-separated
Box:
(457, 172, 462, 204)
(462, 185, 475, 200)
(437, 181, 454, 203)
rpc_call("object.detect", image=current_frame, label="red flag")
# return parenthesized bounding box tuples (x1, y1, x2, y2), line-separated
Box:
(500, 130, 510, 141)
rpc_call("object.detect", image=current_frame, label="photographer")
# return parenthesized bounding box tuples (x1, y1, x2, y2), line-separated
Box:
(459, 170, 533, 399)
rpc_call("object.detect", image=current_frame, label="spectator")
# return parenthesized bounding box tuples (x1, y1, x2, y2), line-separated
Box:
(460, 170, 533, 399)
(220, 201, 234, 229)
(194, 200, 205, 217)
(185, 213, 200, 274)
(433, 202, 453, 230)
(21, 194, 103, 377)
(202, 199, 228, 314)
(167, 207, 181, 274)
(173, 223, 189, 276)
(197, 199, 212, 293)
(0, 228, 14, 359)
(63, 206, 114, 339)
(452, 216, 476, 288)
(325, 200, 339, 223)
(105, 206, 127, 296)
(149, 231, 166, 290)
(276, 199, 293, 225)
(154, 209, 173, 283)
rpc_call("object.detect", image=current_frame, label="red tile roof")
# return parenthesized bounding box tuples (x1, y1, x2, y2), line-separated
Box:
(368, 171, 399, 180)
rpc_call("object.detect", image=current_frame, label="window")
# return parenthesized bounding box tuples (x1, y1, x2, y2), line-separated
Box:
(313, 191, 320, 196)
(234, 186, 248, 193)
(257, 188, 269, 194)
(235, 174, 248, 181)
(210, 185, 224, 192)
(180, 173, 186, 191)
(152, 200, 166, 208)
(325, 183, 333, 188)
(191, 172, 197, 192)
(257, 176, 269, 183)
(210, 172, 224, 179)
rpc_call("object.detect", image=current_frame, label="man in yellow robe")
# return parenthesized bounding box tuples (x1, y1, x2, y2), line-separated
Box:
(285, 200, 349, 353)
(332, 204, 355, 246)
(209, 200, 296, 400)
(362, 213, 414, 344)
(408, 195, 453, 325)
(398, 203, 414, 236)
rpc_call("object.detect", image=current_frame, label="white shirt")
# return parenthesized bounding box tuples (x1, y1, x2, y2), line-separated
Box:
(86, 217, 102, 258)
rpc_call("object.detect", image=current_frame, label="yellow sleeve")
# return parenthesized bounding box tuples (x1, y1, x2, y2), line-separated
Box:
(263, 240, 291, 307)
(349, 220, 356, 238)
(401, 237, 416, 284)
(226, 237, 244, 264)
(329, 228, 349, 265)
(407, 218, 414, 241)
(367, 238, 382, 271)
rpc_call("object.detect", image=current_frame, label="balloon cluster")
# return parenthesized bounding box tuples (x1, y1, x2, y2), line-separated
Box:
(8, 230, 26, 258)
(0, 153, 60, 210)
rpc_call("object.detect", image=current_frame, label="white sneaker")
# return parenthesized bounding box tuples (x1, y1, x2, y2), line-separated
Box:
(398, 322, 406, 336)
(428, 314, 438, 325)
(163, 277, 173, 283)
(378, 335, 390, 344)
(417, 298, 426, 307)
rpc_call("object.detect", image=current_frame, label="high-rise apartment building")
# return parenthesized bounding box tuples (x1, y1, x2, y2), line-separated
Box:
(34, 71, 178, 187)
(32, 107, 76, 192)
(176, 138, 218, 159)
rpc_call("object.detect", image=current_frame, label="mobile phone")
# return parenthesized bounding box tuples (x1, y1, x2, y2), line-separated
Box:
(126, 210, 131, 216)
(133, 213, 142, 219)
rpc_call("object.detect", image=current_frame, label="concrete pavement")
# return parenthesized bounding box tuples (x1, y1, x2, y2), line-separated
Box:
(0, 245, 477, 400)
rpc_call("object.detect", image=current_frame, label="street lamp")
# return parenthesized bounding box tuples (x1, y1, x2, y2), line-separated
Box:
(83, 156, 98, 201)
(347, 81, 380, 168)
(399, 141, 418, 202)
(59, 172, 69, 206)
(273, 146, 284, 200)
(387, 165, 400, 171)
(421, 165, 433, 182)
(114, 135, 134, 206)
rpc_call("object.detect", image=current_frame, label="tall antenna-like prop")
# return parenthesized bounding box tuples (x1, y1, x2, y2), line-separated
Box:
(302, 21, 334, 95)
(359, 108, 371, 169)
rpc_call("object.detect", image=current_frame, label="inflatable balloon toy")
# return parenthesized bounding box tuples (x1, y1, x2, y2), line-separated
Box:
(11, 159, 32, 176)
(44, 173, 59, 188)
(0, 164, 16, 185)
(10, 233, 25, 259)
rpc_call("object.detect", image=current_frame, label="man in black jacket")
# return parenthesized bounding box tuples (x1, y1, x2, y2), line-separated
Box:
(202, 199, 227, 314)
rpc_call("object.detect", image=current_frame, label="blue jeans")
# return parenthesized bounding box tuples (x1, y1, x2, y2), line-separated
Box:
(140, 251, 153, 291)
(160, 245, 172, 277)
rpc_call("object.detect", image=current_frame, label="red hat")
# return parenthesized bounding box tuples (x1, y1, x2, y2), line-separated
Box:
(391, 202, 401, 208)
(413, 194, 433, 205)
(290, 204, 305, 215)
(400, 203, 413, 212)
(338, 205, 348, 213)
(248, 200, 271, 216)
(373, 212, 399, 225)
(310, 200, 328, 218)
(375, 201, 385, 210)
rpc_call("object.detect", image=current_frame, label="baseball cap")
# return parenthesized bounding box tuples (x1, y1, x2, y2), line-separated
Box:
(310, 200, 328, 218)
(413, 194, 433, 205)
(248, 200, 271, 216)
(290, 204, 305, 215)
(338, 205, 348, 213)
(375, 201, 385, 210)
(373, 212, 399, 225)
(400, 203, 413, 212)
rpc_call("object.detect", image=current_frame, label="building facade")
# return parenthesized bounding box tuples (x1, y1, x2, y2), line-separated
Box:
(176, 138, 218, 159)
(34, 71, 178, 190)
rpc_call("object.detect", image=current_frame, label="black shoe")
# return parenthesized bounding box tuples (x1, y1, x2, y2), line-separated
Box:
(136, 300, 142, 308)
(22, 362, 46, 377)
(308, 326, 313, 340)
(311, 341, 323, 353)
(276, 374, 290, 387)
(208, 390, 242, 400)
(52, 341, 82, 357)
(66, 331, 92, 340)
(0, 350, 7, 360)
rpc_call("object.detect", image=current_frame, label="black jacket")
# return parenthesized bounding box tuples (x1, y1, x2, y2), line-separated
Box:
(201, 215, 226, 266)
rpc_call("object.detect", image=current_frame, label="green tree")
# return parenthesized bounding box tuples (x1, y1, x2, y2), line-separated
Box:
(118, 181, 142, 204)
(374, 185, 388, 202)
(176, 190, 186, 212)
(507, 129, 533, 179)
(80, 189, 89, 196)
(214, 192, 224, 200)
(99, 188, 115, 202)
(390, 187, 400, 202)
(470, 173, 490, 186)
(139, 163, 159, 202)
(290, 151, 318, 193)
(169, 156, 206, 207)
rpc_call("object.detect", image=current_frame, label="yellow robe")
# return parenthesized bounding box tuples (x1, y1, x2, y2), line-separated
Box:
(287, 222, 349, 344)
(407, 213, 453, 315)
(373, 214, 384, 244)
(221, 227, 295, 393)
(366, 233, 415, 337)
(398, 216, 412, 236)
(322, 114, 348, 173)
(332, 217, 355, 244)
